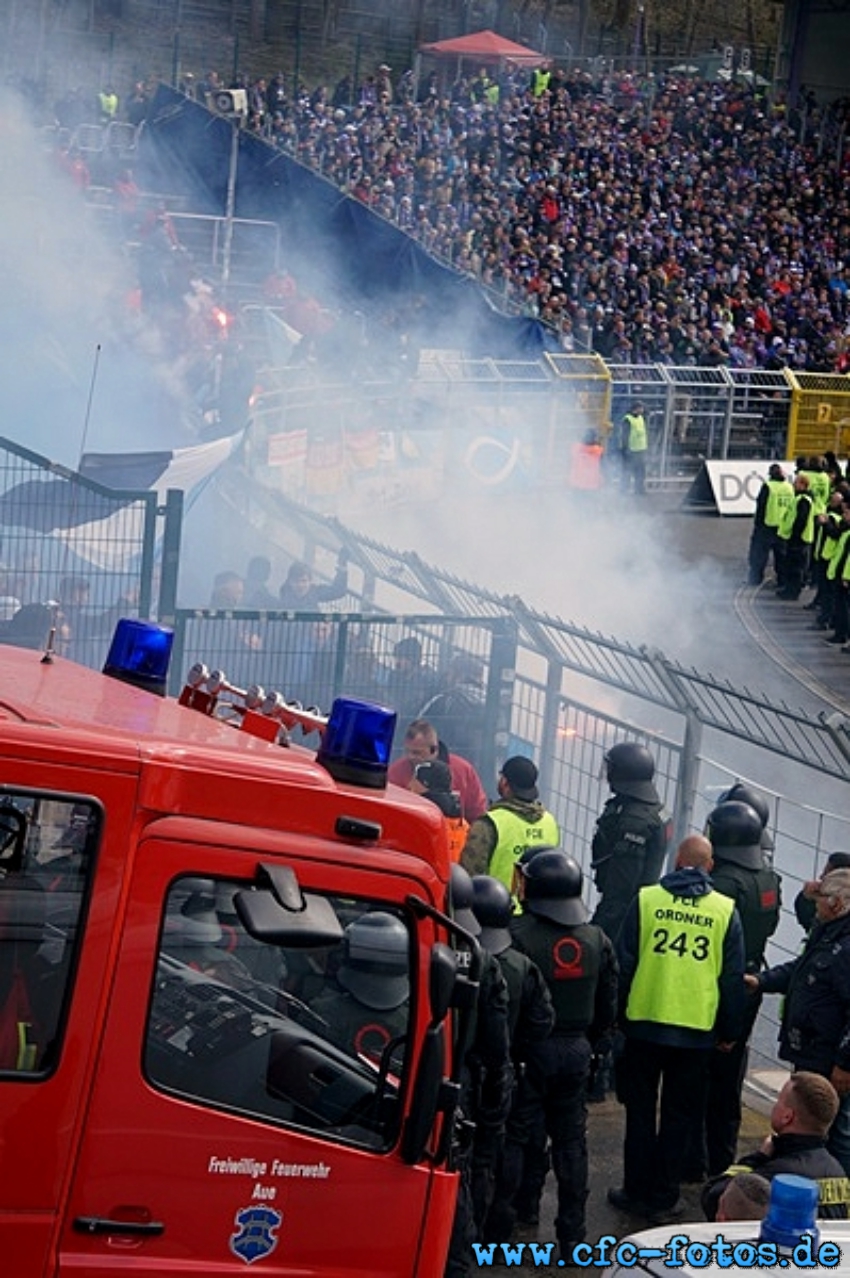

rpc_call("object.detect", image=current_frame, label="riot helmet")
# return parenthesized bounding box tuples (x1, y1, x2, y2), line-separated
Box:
(449, 863, 481, 936)
(706, 800, 765, 870)
(165, 877, 223, 945)
(520, 850, 588, 926)
(471, 875, 513, 955)
(604, 742, 658, 802)
(718, 781, 774, 855)
(338, 911, 409, 1011)
(718, 782, 770, 830)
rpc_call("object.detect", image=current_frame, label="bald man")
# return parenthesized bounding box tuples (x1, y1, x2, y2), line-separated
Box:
(608, 834, 746, 1226)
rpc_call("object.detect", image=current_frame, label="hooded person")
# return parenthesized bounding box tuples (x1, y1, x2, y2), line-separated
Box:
(409, 759, 469, 862)
(461, 756, 560, 888)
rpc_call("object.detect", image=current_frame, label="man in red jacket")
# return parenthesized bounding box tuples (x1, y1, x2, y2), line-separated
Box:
(387, 718, 487, 821)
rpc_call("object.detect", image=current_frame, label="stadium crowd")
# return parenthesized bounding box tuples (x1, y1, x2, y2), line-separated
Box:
(46, 62, 850, 372)
(185, 63, 850, 372)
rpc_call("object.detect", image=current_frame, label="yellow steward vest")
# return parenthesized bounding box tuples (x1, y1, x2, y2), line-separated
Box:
(626, 883, 734, 1031)
(488, 808, 560, 889)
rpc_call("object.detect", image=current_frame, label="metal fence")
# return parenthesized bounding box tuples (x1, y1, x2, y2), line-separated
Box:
(245, 356, 801, 512)
(199, 474, 850, 1072)
(0, 436, 181, 660)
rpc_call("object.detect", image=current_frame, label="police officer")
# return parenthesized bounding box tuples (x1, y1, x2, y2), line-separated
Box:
(717, 781, 775, 861)
(702, 799, 781, 1176)
(591, 742, 671, 944)
(749, 867, 850, 1175)
(609, 835, 745, 1224)
(510, 851, 618, 1258)
(471, 875, 555, 1244)
(461, 757, 560, 888)
(310, 912, 410, 1070)
(445, 865, 512, 1278)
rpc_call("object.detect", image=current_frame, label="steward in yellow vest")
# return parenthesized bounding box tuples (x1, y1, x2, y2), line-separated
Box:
(461, 756, 559, 887)
(748, 464, 793, 586)
(609, 836, 746, 1222)
(776, 473, 815, 599)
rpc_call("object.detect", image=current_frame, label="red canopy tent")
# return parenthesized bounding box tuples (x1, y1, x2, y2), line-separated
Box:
(418, 29, 551, 70)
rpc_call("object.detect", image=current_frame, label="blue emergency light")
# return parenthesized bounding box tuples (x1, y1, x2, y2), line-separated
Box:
(103, 619, 174, 696)
(316, 696, 397, 789)
(759, 1173, 820, 1252)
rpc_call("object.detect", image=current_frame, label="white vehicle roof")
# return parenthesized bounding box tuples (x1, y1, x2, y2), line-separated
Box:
(601, 1219, 850, 1275)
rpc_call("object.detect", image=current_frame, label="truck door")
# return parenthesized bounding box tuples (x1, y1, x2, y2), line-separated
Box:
(58, 833, 436, 1276)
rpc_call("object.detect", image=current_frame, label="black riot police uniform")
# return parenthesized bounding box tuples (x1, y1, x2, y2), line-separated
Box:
(510, 851, 618, 1256)
(471, 875, 555, 1244)
(445, 866, 512, 1278)
(590, 743, 671, 944)
(702, 800, 781, 1176)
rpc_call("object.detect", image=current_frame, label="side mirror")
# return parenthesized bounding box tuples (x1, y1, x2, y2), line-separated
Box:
(429, 942, 458, 1023)
(234, 863, 344, 947)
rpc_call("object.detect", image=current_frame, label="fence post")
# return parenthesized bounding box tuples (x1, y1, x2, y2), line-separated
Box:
(158, 488, 184, 627)
(484, 617, 519, 792)
(674, 710, 703, 845)
(640, 645, 702, 843)
(537, 656, 564, 804)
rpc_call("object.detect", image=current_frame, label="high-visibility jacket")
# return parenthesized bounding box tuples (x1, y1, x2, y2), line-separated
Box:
(488, 808, 560, 889)
(446, 815, 470, 863)
(779, 491, 815, 544)
(626, 883, 735, 1031)
(827, 527, 850, 580)
(764, 478, 794, 530)
(623, 413, 648, 454)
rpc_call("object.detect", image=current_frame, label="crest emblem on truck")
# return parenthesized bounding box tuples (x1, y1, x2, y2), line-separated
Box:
(229, 1205, 282, 1264)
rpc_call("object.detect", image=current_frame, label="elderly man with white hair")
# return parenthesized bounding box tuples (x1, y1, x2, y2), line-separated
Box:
(747, 867, 850, 1175)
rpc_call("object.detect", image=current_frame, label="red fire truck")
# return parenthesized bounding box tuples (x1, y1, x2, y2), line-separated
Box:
(0, 622, 471, 1275)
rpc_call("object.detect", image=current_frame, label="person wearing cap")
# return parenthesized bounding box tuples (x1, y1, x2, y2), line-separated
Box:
(388, 718, 487, 821)
(590, 742, 671, 947)
(748, 463, 794, 587)
(471, 876, 554, 1244)
(509, 851, 618, 1258)
(461, 756, 560, 888)
(310, 911, 409, 1070)
(609, 835, 745, 1226)
(409, 759, 469, 862)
